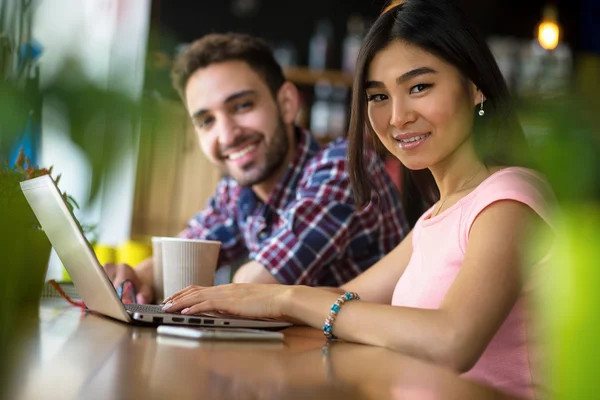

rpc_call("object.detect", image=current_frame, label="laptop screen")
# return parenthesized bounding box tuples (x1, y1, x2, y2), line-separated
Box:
(20, 175, 130, 322)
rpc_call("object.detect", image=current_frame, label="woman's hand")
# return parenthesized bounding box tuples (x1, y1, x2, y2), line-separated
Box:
(161, 283, 293, 319)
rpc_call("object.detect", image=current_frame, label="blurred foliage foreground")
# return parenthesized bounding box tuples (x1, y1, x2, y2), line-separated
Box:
(0, 60, 140, 395)
(526, 93, 600, 399)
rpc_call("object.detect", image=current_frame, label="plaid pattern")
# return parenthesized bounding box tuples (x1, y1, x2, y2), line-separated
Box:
(179, 128, 408, 286)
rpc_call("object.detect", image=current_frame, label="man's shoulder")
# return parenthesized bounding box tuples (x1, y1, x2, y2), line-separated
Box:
(304, 137, 348, 170)
(293, 137, 350, 190)
(317, 137, 349, 159)
(303, 136, 385, 173)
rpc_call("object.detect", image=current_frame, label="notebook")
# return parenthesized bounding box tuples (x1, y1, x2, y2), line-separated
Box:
(20, 175, 291, 330)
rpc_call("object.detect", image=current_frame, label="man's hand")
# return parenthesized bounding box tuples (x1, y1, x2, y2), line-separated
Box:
(104, 262, 154, 304)
(232, 261, 279, 284)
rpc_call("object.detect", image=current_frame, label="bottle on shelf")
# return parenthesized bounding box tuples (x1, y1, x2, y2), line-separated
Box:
(310, 80, 333, 139)
(308, 19, 334, 71)
(328, 85, 349, 138)
(342, 14, 365, 74)
(273, 41, 298, 68)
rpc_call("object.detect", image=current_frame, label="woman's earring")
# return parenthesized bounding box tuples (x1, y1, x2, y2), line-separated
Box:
(478, 93, 485, 116)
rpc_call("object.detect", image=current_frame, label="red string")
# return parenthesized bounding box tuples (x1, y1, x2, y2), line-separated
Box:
(48, 279, 86, 308)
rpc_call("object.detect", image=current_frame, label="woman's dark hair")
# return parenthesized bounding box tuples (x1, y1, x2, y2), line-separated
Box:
(171, 33, 285, 102)
(347, 0, 530, 226)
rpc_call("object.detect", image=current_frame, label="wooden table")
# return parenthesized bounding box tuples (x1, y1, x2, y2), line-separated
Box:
(6, 300, 520, 400)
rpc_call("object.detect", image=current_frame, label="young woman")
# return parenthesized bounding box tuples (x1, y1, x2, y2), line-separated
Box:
(163, 1, 554, 397)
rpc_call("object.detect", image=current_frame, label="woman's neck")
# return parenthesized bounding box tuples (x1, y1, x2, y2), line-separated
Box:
(429, 143, 487, 200)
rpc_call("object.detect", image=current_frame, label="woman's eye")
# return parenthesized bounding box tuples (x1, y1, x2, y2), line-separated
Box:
(409, 83, 432, 94)
(367, 94, 387, 103)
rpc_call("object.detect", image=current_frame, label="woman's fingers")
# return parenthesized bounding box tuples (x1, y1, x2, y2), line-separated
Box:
(164, 286, 225, 312)
(164, 284, 248, 313)
(181, 299, 235, 315)
(164, 285, 197, 302)
(163, 285, 207, 304)
(162, 283, 285, 319)
(168, 291, 207, 312)
(162, 288, 196, 310)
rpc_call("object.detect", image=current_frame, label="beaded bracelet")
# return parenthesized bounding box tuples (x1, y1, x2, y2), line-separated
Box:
(323, 292, 360, 340)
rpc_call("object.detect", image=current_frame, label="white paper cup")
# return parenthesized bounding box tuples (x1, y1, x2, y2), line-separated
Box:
(151, 237, 166, 303)
(161, 238, 221, 299)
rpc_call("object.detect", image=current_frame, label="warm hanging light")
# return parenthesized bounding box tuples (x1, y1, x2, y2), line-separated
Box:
(537, 4, 560, 50)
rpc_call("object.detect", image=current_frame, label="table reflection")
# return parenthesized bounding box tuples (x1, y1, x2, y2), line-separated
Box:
(9, 304, 521, 400)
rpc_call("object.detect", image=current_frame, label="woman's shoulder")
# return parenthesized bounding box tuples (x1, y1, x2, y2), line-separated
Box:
(465, 166, 555, 227)
(457, 167, 556, 252)
(475, 167, 553, 202)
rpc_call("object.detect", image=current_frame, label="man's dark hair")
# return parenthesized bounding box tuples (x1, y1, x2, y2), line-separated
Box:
(171, 33, 286, 102)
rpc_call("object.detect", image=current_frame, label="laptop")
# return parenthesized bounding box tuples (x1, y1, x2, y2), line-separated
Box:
(20, 175, 291, 329)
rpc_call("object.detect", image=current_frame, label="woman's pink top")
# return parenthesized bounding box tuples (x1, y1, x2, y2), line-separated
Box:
(391, 167, 554, 399)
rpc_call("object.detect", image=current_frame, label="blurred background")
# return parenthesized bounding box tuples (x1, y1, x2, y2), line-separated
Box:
(3, 0, 598, 265)
(1, 0, 599, 397)
(2, 0, 598, 257)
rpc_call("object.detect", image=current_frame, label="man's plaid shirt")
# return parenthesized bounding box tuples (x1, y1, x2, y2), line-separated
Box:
(179, 128, 409, 286)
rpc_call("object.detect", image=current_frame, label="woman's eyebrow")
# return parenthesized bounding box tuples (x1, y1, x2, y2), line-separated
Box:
(365, 66, 437, 89)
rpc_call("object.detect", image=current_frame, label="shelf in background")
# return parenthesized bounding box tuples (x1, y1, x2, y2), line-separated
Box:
(284, 67, 354, 88)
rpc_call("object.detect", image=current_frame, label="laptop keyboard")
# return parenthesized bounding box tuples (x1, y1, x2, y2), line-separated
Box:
(122, 304, 274, 321)
(124, 303, 169, 314)
(123, 304, 225, 318)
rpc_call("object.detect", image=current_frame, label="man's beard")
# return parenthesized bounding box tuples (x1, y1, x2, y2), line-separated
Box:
(224, 117, 290, 187)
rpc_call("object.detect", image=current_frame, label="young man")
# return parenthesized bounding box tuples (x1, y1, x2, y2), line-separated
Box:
(105, 33, 408, 304)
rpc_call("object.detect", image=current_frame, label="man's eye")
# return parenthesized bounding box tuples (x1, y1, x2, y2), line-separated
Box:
(196, 117, 214, 129)
(409, 83, 432, 94)
(235, 101, 253, 111)
(367, 94, 387, 103)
